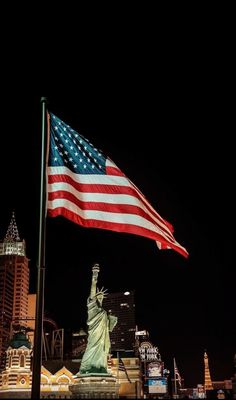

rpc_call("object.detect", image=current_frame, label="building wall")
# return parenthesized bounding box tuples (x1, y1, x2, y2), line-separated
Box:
(0, 257, 15, 365)
(27, 294, 36, 347)
(0, 356, 142, 399)
(0, 252, 29, 366)
(12, 256, 29, 328)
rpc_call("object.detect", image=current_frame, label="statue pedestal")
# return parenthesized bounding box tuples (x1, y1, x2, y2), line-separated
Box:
(69, 374, 120, 399)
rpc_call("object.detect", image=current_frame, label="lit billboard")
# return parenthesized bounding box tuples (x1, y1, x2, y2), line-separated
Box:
(147, 362, 163, 377)
(148, 378, 167, 394)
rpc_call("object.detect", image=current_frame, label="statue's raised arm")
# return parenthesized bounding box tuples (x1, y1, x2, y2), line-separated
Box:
(79, 264, 117, 375)
(90, 263, 99, 299)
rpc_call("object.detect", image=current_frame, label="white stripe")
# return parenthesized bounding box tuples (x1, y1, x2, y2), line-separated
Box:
(48, 166, 130, 186)
(48, 181, 173, 239)
(48, 198, 185, 250)
(106, 158, 118, 168)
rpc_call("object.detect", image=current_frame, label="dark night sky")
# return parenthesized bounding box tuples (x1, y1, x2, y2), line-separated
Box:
(0, 67, 234, 388)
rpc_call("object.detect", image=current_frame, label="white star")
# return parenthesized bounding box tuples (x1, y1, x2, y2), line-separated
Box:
(69, 157, 73, 161)
(83, 165, 87, 169)
(63, 127, 66, 131)
(55, 126, 58, 130)
(75, 134, 78, 137)
(79, 139, 82, 144)
(87, 158, 90, 163)
(99, 165, 102, 169)
(73, 164, 77, 168)
(70, 146, 73, 150)
(54, 146, 58, 150)
(59, 122, 61, 125)
(92, 165, 95, 169)
(60, 133, 63, 137)
(79, 158, 83, 162)
(65, 139, 68, 143)
(54, 157, 58, 161)
(59, 152, 63, 156)
(64, 151, 68, 155)
(84, 146, 87, 150)
(59, 144, 63, 148)
(75, 152, 78, 156)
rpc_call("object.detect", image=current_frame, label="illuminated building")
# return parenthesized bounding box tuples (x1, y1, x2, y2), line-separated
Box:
(103, 291, 136, 351)
(0, 212, 30, 367)
(0, 331, 32, 399)
(71, 328, 87, 360)
(233, 353, 236, 398)
(0, 333, 142, 398)
(204, 350, 213, 391)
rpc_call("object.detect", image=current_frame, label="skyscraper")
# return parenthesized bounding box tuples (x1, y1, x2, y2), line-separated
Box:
(0, 212, 29, 367)
(103, 291, 136, 352)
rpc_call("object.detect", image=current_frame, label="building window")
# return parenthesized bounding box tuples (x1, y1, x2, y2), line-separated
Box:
(20, 354, 25, 367)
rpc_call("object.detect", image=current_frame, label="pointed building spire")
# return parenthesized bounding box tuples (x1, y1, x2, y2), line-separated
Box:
(4, 211, 21, 242)
(0, 212, 25, 256)
(204, 351, 213, 390)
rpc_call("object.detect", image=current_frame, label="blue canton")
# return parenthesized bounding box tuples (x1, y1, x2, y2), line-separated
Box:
(49, 113, 106, 174)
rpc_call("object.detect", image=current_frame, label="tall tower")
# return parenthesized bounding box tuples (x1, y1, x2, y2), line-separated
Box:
(204, 351, 213, 390)
(103, 291, 136, 352)
(0, 212, 29, 368)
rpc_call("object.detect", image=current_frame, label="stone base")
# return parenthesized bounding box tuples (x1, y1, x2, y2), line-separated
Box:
(69, 374, 120, 399)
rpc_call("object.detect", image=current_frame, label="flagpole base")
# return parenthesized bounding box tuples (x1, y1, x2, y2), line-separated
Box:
(69, 374, 120, 398)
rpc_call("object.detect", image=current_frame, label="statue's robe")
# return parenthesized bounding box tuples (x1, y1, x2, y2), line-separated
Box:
(79, 297, 117, 374)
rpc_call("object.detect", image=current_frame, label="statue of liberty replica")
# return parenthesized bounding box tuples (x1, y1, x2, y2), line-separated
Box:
(70, 264, 120, 398)
(80, 263, 117, 374)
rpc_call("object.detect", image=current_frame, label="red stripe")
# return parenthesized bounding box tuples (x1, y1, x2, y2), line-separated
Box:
(106, 166, 125, 176)
(47, 207, 188, 258)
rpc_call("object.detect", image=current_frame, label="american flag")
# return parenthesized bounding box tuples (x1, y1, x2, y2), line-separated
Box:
(174, 358, 182, 388)
(118, 356, 131, 383)
(47, 112, 188, 258)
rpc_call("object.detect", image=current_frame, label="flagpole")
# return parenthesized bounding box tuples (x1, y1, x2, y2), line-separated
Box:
(173, 357, 177, 397)
(117, 351, 119, 381)
(31, 97, 48, 399)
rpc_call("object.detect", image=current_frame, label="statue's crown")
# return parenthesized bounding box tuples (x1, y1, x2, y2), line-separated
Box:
(96, 286, 108, 297)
